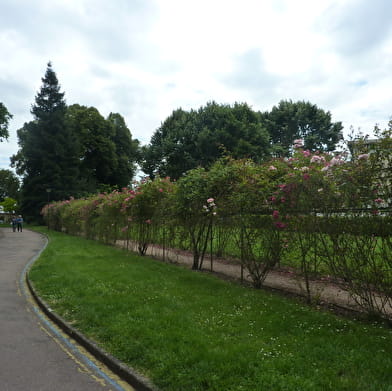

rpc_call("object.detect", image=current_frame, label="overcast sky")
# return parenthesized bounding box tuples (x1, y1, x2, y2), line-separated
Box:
(1, 0, 392, 170)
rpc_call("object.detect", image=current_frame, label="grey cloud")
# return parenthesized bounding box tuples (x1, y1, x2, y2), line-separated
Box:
(319, 0, 392, 55)
(0, 0, 159, 62)
(0, 80, 34, 123)
(222, 47, 358, 121)
(353, 80, 367, 87)
(223, 48, 279, 103)
(0, 0, 71, 53)
(78, 0, 159, 62)
(165, 82, 176, 89)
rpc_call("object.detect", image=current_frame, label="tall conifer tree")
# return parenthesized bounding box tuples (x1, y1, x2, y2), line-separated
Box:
(18, 62, 79, 221)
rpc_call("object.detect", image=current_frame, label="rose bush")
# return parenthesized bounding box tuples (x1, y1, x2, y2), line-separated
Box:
(41, 131, 392, 319)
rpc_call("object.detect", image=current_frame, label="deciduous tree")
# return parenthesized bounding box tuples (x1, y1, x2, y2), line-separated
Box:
(65, 104, 117, 192)
(261, 100, 343, 157)
(141, 102, 270, 179)
(107, 112, 140, 187)
(0, 169, 19, 201)
(0, 102, 12, 141)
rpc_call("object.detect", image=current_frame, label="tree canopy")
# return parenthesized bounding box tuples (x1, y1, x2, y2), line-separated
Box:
(0, 197, 18, 213)
(141, 100, 344, 179)
(107, 112, 140, 187)
(0, 169, 19, 201)
(140, 102, 271, 179)
(65, 104, 117, 192)
(0, 102, 12, 141)
(261, 100, 343, 157)
(65, 105, 139, 193)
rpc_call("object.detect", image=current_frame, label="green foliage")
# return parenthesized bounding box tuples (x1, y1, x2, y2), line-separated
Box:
(12, 64, 140, 221)
(41, 129, 392, 319)
(140, 108, 196, 179)
(0, 102, 12, 141)
(0, 197, 17, 213)
(141, 102, 270, 179)
(173, 167, 216, 269)
(127, 177, 174, 255)
(142, 99, 344, 179)
(261, 100, 343, 157)
(42, 177, 175, 255)
(0, 169, 20, 201)
(369, 122, 392, 205)
(65, 104, 118, 191)
(318, 218, 392, 318)
(31, 62, 66, 120)
(13, 62, 80, 221)
(65, 106, 139, 192)
(107, 112, 140, 187)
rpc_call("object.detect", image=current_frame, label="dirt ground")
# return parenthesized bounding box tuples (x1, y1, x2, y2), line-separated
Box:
(116, 240, 392, 320)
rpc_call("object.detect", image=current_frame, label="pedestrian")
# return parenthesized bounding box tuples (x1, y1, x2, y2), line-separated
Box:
(16, 215, 23, 232)
(11, 215, 17, 232)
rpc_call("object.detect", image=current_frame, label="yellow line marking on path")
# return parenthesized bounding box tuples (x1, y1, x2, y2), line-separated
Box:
(19, 275, 134, 391)
(38, 323, 108, 388)
(16, 280, 22, 297)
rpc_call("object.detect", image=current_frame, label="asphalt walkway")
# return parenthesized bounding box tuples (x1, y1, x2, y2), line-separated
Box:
(0, 227, 134, 391)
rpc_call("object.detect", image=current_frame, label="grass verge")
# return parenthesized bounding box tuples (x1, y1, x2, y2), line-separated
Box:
(29, 227, 392, 391)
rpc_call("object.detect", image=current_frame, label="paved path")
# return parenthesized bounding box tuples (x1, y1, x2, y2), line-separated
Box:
(0, 228, 132, 391)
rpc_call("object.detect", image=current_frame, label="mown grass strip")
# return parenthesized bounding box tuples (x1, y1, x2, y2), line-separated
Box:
(29, 228, 392, 391)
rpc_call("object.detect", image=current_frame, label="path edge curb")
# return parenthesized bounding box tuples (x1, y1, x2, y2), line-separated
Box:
(25, 232, 160, 391)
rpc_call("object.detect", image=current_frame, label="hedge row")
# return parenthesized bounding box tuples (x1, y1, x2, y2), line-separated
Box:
(42, 142, 392, 319)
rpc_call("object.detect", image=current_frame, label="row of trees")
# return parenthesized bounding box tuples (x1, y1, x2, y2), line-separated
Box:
(42, 135, 392, 319)
(3, 62, 344, 220)
(140, 100, 343, 179)
(8, 63, 139, 221)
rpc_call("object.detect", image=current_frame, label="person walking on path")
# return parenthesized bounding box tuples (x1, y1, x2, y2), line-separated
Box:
(11, 215, 17, 232)
(16, 215, 23, 232)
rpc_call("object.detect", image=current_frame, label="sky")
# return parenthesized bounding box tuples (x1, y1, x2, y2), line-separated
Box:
(1, 0, 392, 171)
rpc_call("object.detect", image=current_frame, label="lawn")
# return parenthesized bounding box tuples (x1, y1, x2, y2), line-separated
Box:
(29, 228, 392, 391)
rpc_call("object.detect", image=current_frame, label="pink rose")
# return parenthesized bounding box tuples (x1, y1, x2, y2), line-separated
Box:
(274, 221, 287, 229)
(293, 139, 304, 148)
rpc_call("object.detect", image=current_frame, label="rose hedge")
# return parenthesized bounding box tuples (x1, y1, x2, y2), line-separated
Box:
(41, 137, 392, 319)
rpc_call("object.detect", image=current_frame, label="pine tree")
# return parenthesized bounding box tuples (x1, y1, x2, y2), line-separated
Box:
(18, 62, 80, 221)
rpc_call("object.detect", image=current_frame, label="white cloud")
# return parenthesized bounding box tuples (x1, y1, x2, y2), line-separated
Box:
(1, 0, 391, 171)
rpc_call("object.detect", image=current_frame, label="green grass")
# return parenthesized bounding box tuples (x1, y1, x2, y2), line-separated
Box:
(29, 227, 392, 391)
